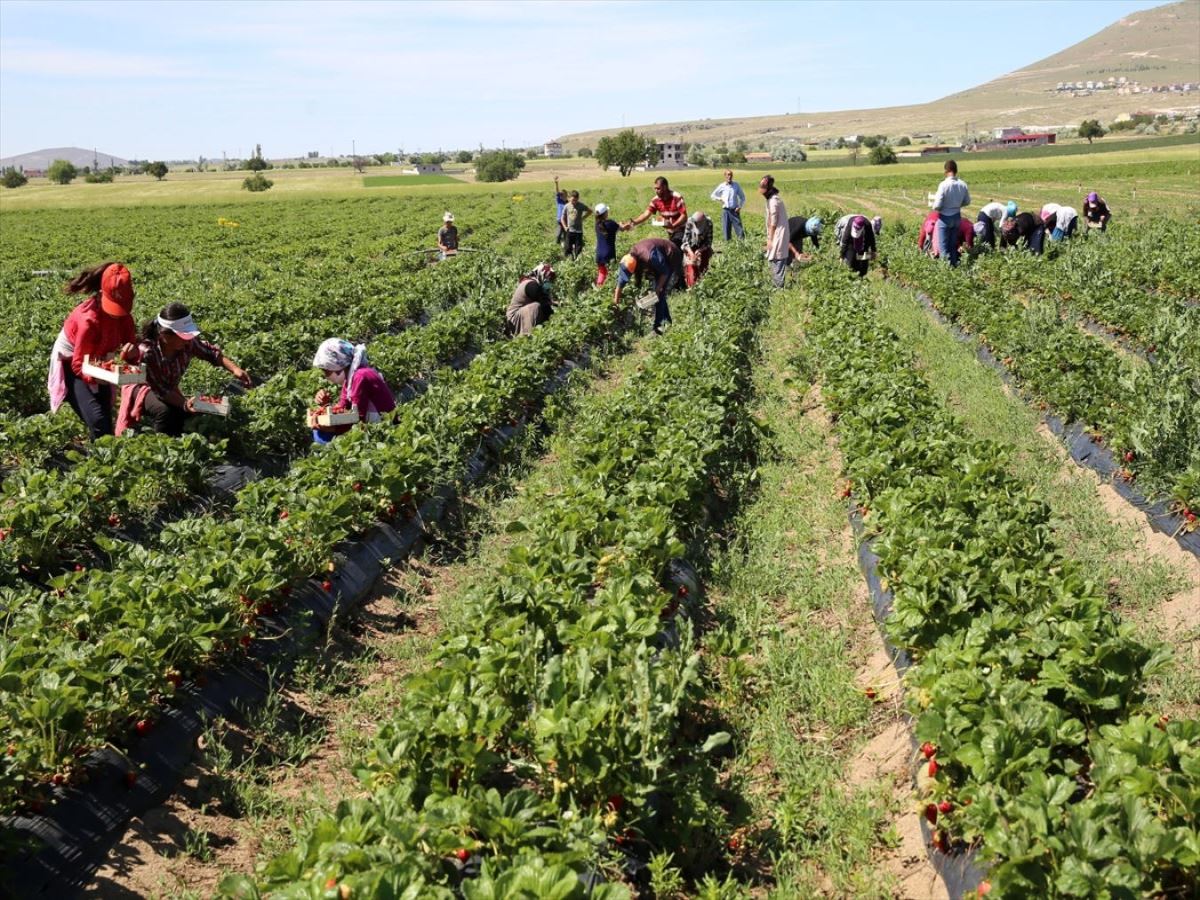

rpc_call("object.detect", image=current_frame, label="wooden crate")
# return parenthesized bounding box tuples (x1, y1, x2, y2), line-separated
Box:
(191, 395, 230, 416)
(82, 355, 145, 385)
(315, 408, 359, 427)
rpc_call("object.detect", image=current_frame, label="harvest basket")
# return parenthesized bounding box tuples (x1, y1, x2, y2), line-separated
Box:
(82, 355, 145, 385)
(191, 395, 230, 416)
(314, 407, 358, 427)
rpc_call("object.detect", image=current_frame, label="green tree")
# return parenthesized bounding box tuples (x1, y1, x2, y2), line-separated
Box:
(247, 144, 269, 171)
(869, 144, 898, 165)
(455, 150, 473, 163)
(896, 136, 912, 147)
(1078, 119, 1105, 143)
(474, 150, 525, 182)
(145, 161, 169, 180)
(84, 170, 115, 183)
(687, 144, 709, 167)
(577, 147, 592, 158)
(46, 159, 77, 185)
(2, 168, 29, 188)
(595, 129, 656, 177)
(242, 173, 274, 192)
(770, 142, 808, 162)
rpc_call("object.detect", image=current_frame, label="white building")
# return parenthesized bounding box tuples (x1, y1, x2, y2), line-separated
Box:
(655, 142, 685, 168)
(405, 163, 443, 175)
(543, 141, 563, 158)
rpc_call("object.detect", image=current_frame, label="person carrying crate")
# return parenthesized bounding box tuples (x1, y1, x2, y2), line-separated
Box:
(47, 262, 138, 440)
(115, 302, 252, 436)
(309, 338, 396, 444)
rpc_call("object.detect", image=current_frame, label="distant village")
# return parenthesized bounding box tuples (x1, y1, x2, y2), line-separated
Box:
(1053, 76, 1198, 95)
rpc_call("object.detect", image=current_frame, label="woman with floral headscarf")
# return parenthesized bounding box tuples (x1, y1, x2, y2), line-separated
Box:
(507, 263, 556, 337)
(308, 338, 396, 444)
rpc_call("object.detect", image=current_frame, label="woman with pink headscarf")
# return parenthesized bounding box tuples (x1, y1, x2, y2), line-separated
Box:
(840, 215, 877, 278)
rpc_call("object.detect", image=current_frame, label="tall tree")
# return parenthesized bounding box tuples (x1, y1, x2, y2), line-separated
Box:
(595, 130, 656, 177)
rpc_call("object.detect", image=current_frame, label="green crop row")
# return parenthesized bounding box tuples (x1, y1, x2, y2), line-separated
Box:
(803, 262, 1198, 898)
(887, 243, 1200, 516)
(217, 245, 770, 898)
(0, 258, 617, 812)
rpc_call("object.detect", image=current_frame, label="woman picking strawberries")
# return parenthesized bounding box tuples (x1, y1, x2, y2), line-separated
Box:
(115, 302, 252, 436)
(47, 262, 138, 439)
(309, 338, 396, 445)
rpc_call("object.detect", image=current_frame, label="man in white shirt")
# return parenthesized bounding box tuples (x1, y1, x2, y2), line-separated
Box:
(976, 200, 1010, 248)
(710, 170, 746, 241)
(931, 160, 970, 267)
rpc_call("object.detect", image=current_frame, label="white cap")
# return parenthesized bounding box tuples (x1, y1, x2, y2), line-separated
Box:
(594, 203, 609, 215)
(443, 211, 454, 222)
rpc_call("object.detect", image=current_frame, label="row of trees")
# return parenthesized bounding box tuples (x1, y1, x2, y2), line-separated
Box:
(2, 159, 171, 187)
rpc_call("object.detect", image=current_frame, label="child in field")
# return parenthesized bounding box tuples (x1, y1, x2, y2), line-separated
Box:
(594, 203, 620, 287)
(309, 338, 396, 444)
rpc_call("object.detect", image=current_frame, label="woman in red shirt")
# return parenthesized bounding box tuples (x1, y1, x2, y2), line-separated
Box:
(47, 262, 137, 439)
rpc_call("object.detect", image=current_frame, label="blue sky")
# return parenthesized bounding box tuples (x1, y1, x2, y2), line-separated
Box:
(0, 0, 1173, 160)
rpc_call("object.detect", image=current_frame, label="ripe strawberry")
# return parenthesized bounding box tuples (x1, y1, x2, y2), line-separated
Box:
(1185, 509, 1197, 523)
(352, 482, 363, 493)
(928, 759, 939, 777)
(278, 509, 289, 521)
(6, 744, 16, 757)
(676, 584, 688, 598)
(938, 800, 953, 814)
(322, 580, 334, 593)
(0, 527, 10, 541)
(239, 593, 254, 607)
(135, 719, 152, 736)
(920, 741, 937, 759)
(166, 672, 182, 688)
(325, 877, 338, 889)
(52, 773, 65, 786)
(399, 493, 413, 505)
(385, 504, 397, 519)
(454, 848, 470, 862)
(977, 880, 992, 896)
(932, 830, 949, 853)
(107, 514, 121, 527)
(1123, 450, 1135, 463)
(864, 687, 878, 701)
(239, 635, 252, 649)
(606, 794, 625, 813)
(727, 836, 740, 851)
(74, 564, 85, 572)
(924, 803, 938, 824)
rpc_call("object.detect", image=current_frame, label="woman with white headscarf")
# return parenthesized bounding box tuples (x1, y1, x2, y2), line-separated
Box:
(115, 302, 252, 436)
(309, 337, 396, 444)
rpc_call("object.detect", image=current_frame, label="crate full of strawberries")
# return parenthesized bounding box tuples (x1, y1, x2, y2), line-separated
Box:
(82, 354, 146, 385)
(191, 395, 230, 416)
(313, 404, 358, 428)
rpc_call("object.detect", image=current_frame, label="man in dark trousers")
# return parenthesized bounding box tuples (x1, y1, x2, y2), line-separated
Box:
(612, 237, 682, 336)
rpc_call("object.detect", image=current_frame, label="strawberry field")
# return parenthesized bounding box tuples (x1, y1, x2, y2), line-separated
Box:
(1, 165, 1198, 899)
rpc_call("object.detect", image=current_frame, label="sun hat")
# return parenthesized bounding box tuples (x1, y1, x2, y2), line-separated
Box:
(594, 203, 609, 216)
(99, 264, 134, 317)
(157, 311, 201, 340)
(443, 211, 454, 222)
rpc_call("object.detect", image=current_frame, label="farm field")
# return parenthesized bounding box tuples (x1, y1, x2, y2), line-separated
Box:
(0, 144, 1198, 899)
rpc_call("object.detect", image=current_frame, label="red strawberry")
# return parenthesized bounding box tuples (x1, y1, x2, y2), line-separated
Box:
(278, 509, 289, 521)
(865, 687, 878, 701)
(107, 514, 121, 527)
(925, 803, 938, 825)
(977, 880, 992, 896)
(933, 830, 949, 853)
(166, 672, 182, 688)
(676, 584, 688, 598)
(1123, 451, 1135, 463)
(135, 719, 152, 736)
(454, 849, 470, 862)
(322, 580, 334, 593)
(400, 493, 413, 505)
(6, 744, 16, 757)
(52, 773, 65, 786)
(606, 794, 625, 812)
(0, 528, 10, 541)
(727, 836, 740, 851)
(1185, 510, 1197, 523)
(325, 877, 338, 889)
(939, 800, 953, 814)
(928, 759, 939, 777)
(352, 482, 363, 493)
(74, 564, 85, 572)
(239, 593, 254, 607)
(239, 635, 252, 648)
(921, 741, 936, 759)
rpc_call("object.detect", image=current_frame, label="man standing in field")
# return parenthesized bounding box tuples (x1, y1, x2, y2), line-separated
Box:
(710, 169, 746, 240)
(559, 191, 591, 259)
(554, 176, 568, 247)
(622, 177, 688, 254)
(931, 160, 970, 268)
(759, 175, 790, 288)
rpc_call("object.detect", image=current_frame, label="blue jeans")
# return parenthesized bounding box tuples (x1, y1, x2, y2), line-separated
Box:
(647, 249, 674, 332)
(937, 213, 961, 267)
(721, 208, 744, 240)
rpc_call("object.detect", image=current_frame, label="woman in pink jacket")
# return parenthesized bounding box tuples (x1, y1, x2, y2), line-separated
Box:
(309, 338, 396, 444)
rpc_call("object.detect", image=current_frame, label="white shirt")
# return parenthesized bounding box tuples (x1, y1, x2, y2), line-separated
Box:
(932, 175, 970, 216)
(1055, 206, 1077, 229)
(980, 202, 1007, 224)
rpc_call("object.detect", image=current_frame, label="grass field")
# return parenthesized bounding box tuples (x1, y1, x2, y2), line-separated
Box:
(362, 174, 463, 186)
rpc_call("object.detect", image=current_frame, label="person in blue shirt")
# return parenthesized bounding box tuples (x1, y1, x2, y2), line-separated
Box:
(593, 203, 620, 287)
(710, 169, 746, 240)
(554, 176, 568, 248)
(930, 159, 971, 268)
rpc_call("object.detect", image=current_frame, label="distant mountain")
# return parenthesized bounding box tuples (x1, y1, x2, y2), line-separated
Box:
(558, 0, 1200, 148)
(0, 147, 129, 172)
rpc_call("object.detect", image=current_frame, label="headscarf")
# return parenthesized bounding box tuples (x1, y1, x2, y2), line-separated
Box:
(872, 216, 883, 236)
(806, 217, 823, 236)
(527, 263, 556, 285)
(313, 337, 369, 387)
(1006, 201, 1018, 217)
(1087, 192, 1099, 204)
(851, 216, 867, 254)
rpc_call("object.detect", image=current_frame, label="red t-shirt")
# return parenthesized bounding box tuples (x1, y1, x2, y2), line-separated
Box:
(648, 192, 687, 235)
(62, 296, 136, 382)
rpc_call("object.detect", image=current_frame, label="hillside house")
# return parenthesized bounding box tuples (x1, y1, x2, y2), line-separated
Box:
(405, 163, 444, 175)
(654, 142, 685, 168)
(970, 132, 1056, 152)
(543, 141, 563, 158)
(993, 127, 1024, 140)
